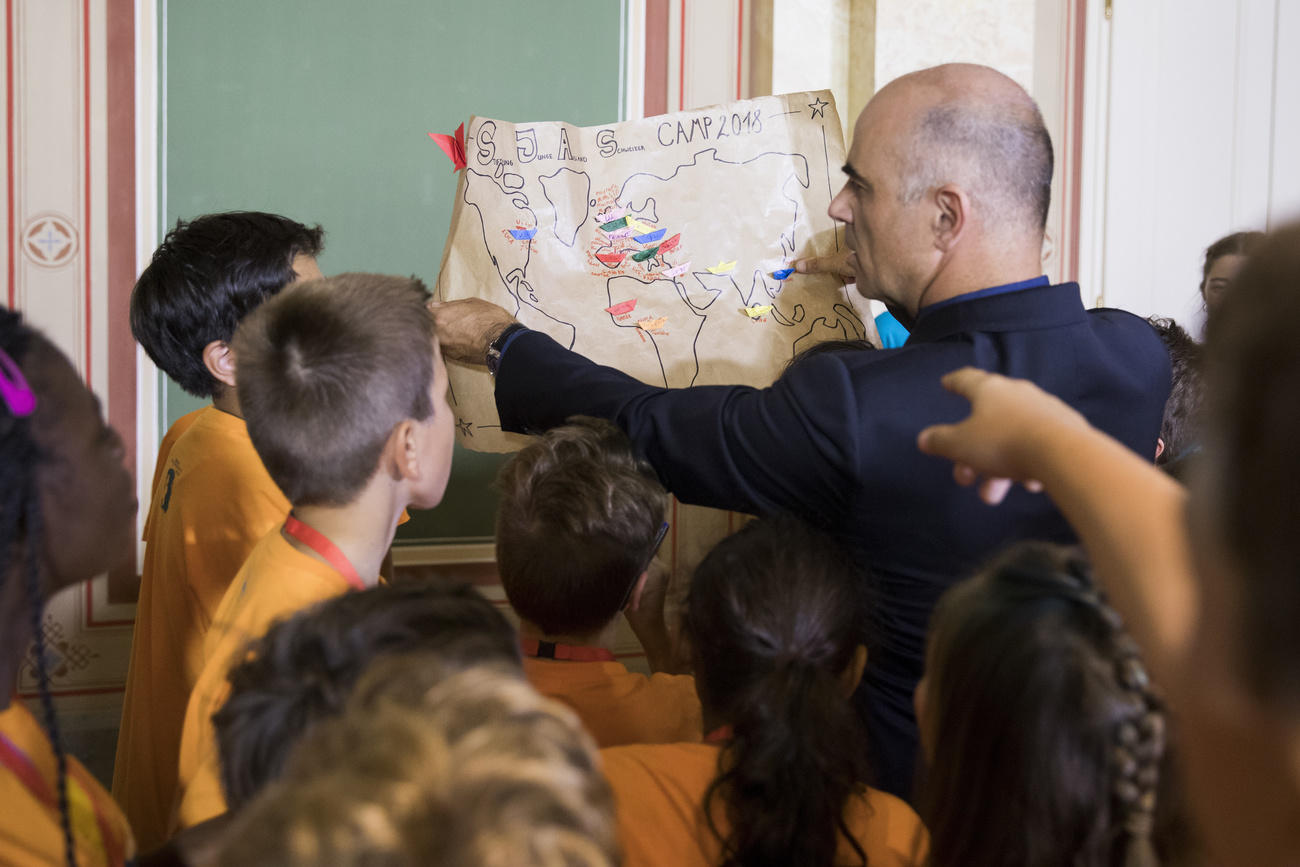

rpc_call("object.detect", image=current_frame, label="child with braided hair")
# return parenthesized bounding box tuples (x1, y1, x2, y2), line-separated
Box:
(913, 542, 1190, 867)
(0, 308, 138, 865)
(915, 221, 1300, 864)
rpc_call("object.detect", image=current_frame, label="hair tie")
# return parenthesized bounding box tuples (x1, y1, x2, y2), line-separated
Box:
(0, 348, 36, 417)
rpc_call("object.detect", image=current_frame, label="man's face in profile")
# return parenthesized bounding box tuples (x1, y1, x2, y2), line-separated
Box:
(828, 91, 934, 316)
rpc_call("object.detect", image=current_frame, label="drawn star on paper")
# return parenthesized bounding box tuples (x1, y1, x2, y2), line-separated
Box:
(456, 418, 473, 437)
(808, 96, 829, 119)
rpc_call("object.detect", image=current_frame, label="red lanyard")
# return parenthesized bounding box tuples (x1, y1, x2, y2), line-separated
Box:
(0, 728, 127, 864)
(520, 639, 616, 662)
(704, 725, 733, 743)
(283, 514, 366, 590)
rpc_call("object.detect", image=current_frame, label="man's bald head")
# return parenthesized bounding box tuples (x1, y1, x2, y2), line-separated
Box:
(875, 64, 1053, 237)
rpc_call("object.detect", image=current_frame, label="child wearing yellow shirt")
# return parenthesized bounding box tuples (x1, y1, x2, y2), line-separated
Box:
(0, 309, 138, 866)
(114, 212, 324, 849)
(496, 418, 702, 747)
(601, 517, 928, 867)
(171, 273, 454, 831)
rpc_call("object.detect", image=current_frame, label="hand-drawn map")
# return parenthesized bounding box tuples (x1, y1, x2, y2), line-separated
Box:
(435, 91, 872, 453)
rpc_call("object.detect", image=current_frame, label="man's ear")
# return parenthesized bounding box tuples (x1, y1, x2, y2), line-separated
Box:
(933, 184, 970, 252)
(1155, 437, 1166, 461)
(201, 340, 238, 390)
(386, 419, 421, 482)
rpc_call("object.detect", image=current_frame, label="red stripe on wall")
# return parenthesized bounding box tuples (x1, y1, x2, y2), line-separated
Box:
(82, 0, 92, 385)
(644, 0, 669, 116)
(736, 0, 744, 100)
(6, 0, 14, 308)
(1067, 0, 1087, 283)
(104, 0, 140, 605)
(678, 0, 685, 111)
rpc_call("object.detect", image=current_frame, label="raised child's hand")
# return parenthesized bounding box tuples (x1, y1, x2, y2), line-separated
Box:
(917, 368, 1088, 504)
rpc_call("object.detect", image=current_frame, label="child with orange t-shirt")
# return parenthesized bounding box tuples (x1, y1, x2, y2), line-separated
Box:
(170, 273, 455, 832)
(495, 418, 701, 748)
(0, 309, 138, 866)
(114, 212, 325, 849)
(601, 516, 929, 867)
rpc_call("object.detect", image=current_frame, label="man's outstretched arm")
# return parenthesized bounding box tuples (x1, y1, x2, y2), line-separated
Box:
(430, 299, 861, 522)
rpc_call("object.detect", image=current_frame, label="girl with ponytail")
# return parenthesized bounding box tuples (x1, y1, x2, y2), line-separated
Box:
(915, 542, 1197, 867)
(601, 515, 928, 867)
(0, 308, 138, 865)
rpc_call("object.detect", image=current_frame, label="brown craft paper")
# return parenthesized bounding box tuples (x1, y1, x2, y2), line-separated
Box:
(434, 91, 876, 611)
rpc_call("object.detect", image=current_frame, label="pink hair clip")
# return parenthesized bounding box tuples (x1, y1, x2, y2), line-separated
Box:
(0, 348, 37, 417)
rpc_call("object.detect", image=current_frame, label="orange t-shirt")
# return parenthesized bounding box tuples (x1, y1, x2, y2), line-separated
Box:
(601, 742, 929, 867)
(523, 657, 703, 747)
(144, 407, 203, 527)
(172, 526, 358, 831)
(114, 406, 290, 850)
(0, 702, 135, 866)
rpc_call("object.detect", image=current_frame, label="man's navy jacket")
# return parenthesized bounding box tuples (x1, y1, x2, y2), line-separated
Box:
(493, 281, 1172, 799)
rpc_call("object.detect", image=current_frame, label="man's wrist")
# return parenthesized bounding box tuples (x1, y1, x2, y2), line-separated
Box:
(485, 322, 528, 375)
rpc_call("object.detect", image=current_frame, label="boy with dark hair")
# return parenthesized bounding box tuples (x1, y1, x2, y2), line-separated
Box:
(1147, 317, 1204, 477)
(115, 211, 324, 849)
(496, 418, 702, 747)
(171, 272, 454, 831)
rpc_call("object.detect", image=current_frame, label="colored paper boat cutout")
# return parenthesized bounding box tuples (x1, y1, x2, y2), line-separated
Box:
(658, 233, 681, 253)
(599, 217, 629, 231)
(509, 228, 537, 240)
(605, 299, 638, 316)
(605, 227, 634, 240)
(663, 262, 690, 277)
(771, 267, 795, 280)
(633, 228, 667, 244)
(637, 316, 668, 331)
(596, 251, 628, 267)
(707, 260, 737, 274)
(744, 305, 774, 318)
(626, 217, 655, 234)
(631, 245, 661, 262)
(596, 207, 625, 222)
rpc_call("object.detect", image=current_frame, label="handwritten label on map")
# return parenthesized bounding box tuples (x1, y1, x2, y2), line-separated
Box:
(435, 91, 874, 452)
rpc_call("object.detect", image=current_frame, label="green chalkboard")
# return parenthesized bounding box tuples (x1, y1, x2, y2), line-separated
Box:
(161, 0, 626, 543)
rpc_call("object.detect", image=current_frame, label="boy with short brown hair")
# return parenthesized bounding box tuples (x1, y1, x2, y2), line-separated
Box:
(496, 417, 702, 747)
(171, 273, 454, 830)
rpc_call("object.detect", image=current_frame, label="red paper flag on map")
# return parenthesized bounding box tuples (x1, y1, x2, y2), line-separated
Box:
(605, 299, 638, 316)
(428, 122, 467, 171)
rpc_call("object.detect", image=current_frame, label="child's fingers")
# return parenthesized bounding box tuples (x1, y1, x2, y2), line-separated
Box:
(917, 422, 964, 459)
(978, 477, 1014, 505)
(937, 366, 992, 400)
(952, 462, 978, 486)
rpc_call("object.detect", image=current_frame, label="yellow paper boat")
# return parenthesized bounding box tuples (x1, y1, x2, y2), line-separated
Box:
(744, 305, 774, 318)
(627, 217, 655, 234)
(707, 260, 737, 274)
(637, 316, 669, 331)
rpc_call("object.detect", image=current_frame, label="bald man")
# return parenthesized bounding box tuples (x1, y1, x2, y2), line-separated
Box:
(432, 64, 1171, 799)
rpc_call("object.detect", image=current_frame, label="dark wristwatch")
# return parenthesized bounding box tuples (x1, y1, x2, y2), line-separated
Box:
(486, 322, 529, 376)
